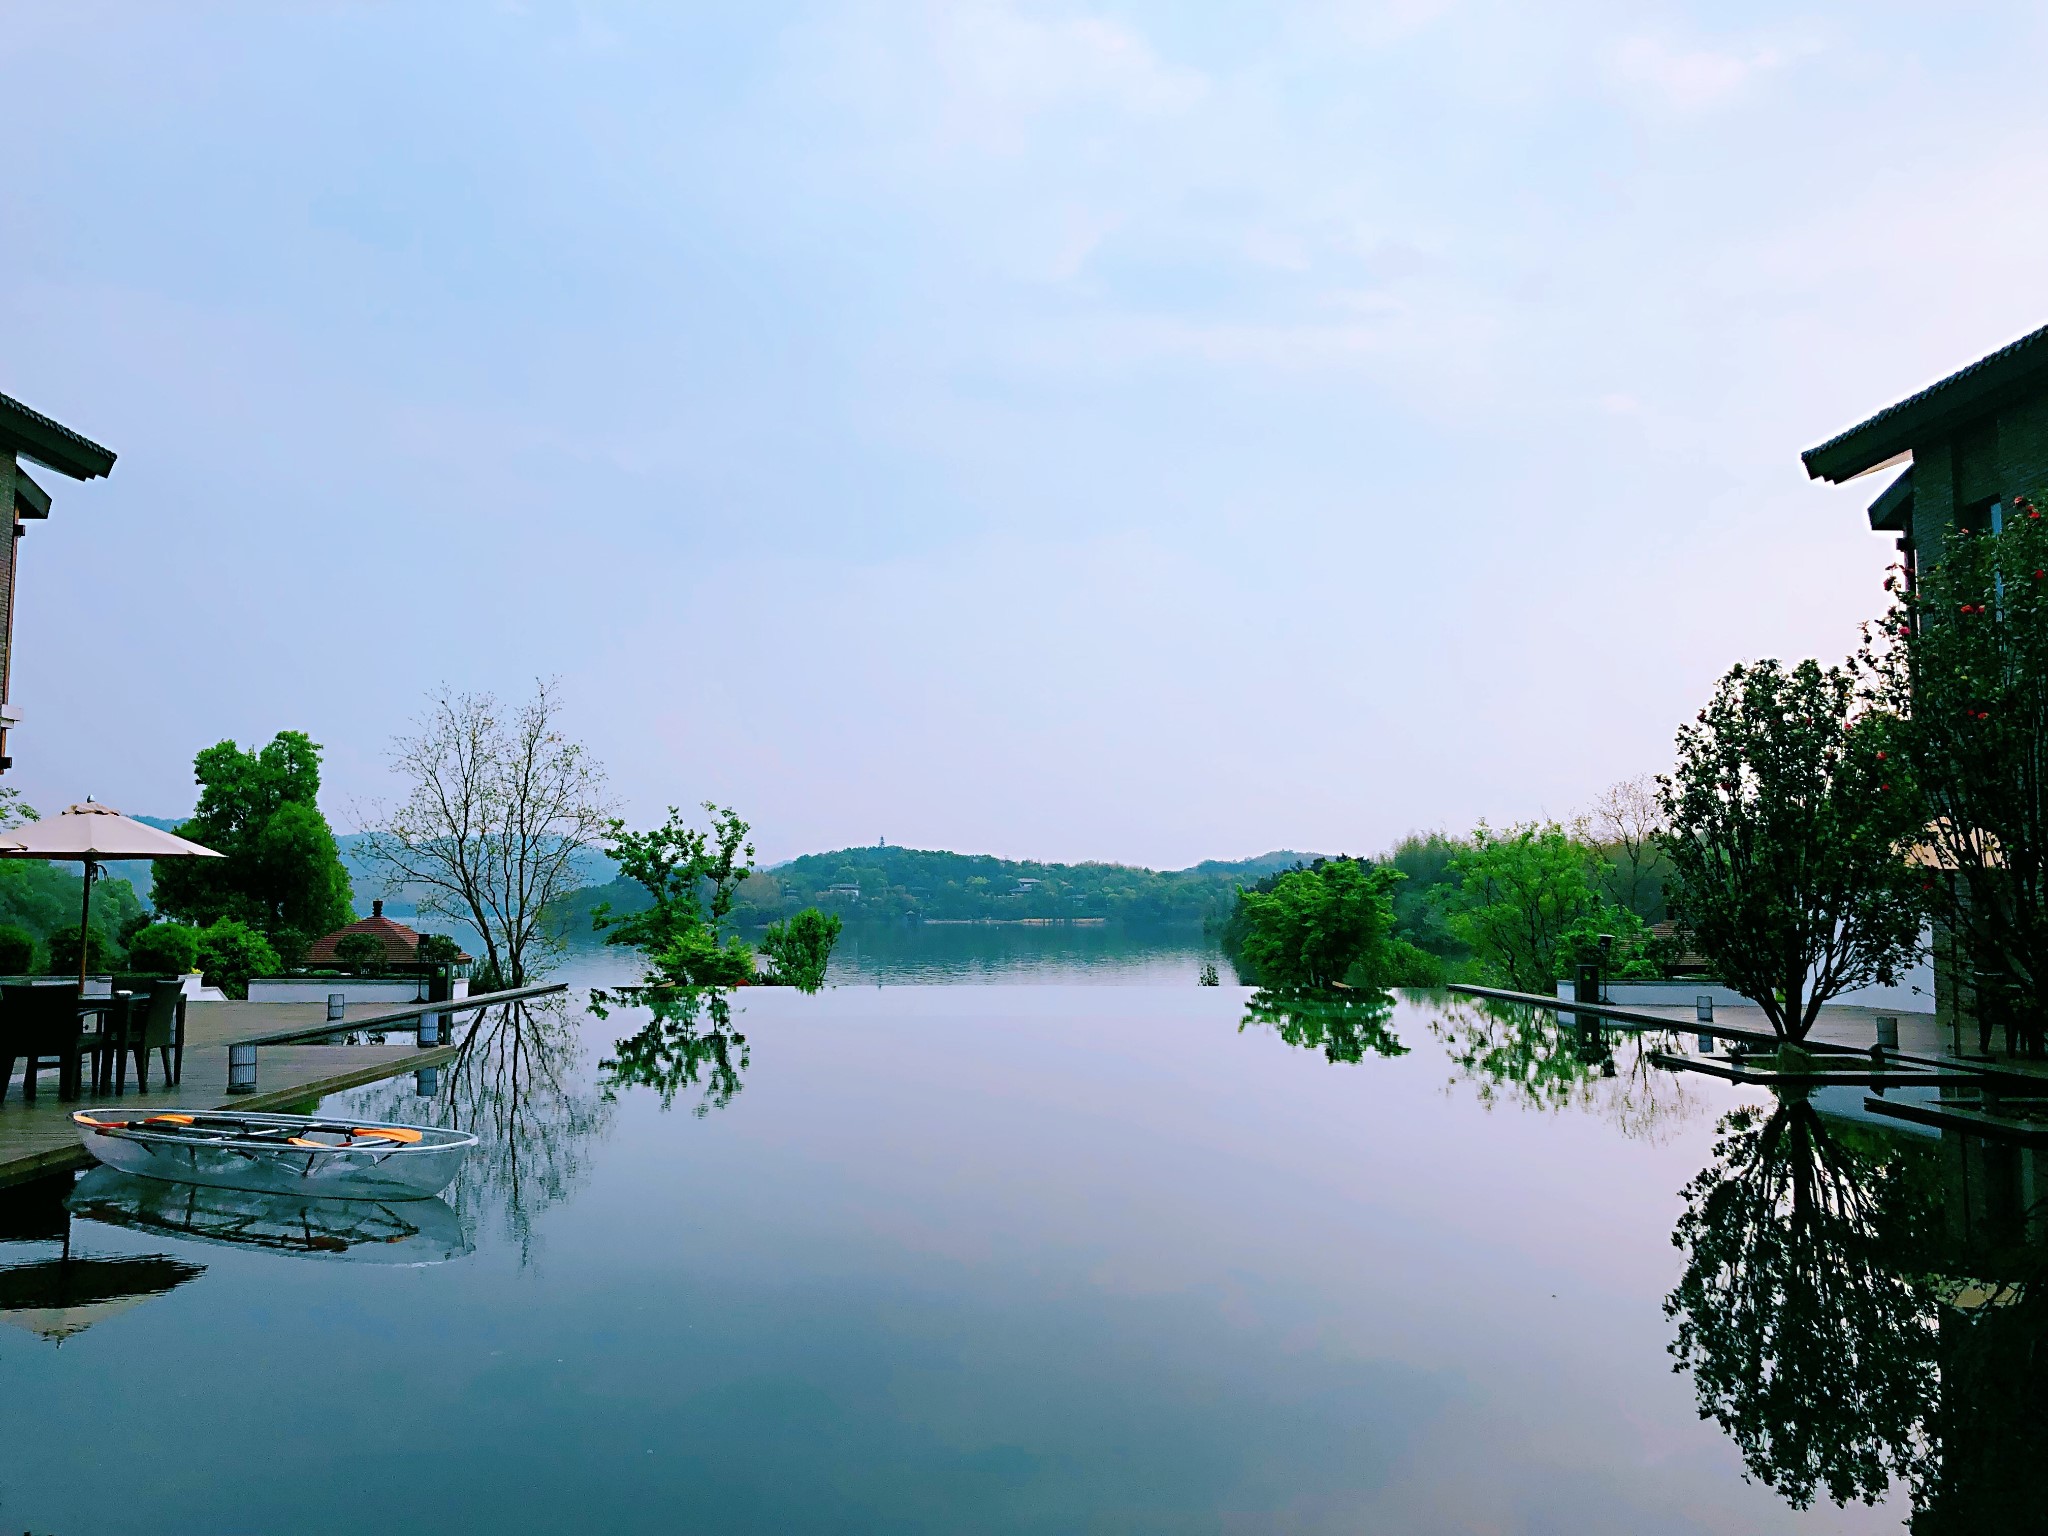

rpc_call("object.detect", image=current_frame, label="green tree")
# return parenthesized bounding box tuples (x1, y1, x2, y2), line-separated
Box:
(597, 804, 757, 989)
(760, 907, 842, 992)
(1440, 821, 1614, 991)
(126, 922, 200, 975)
(1661, 659, 1925, 1040)
(1862, 494, 2048, 1047)
(195, 917, 280, 999)
(151, 731, 354, 941)
(1227, 858, 1402, 988)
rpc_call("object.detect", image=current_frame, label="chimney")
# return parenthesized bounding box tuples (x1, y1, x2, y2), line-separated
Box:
(372, 899, 383, 919)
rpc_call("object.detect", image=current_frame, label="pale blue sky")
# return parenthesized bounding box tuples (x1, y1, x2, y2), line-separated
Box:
(3, 2, 2042, 866)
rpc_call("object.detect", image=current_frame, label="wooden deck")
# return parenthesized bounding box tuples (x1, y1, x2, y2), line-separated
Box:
(0, 999, 462, 1188)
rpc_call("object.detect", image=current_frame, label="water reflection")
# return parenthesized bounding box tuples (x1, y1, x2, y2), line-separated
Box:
(1660, 1087, 2048, 1525)
(338, 998, 612, 1260)
(593, 985, 747, 1115)
(67, 1168, 470, 1265)
(0, 1176, 203, 1343)
(1666, 1096, 1942, 1510)
(1239, 987, 1406, 1063)
(1422, 997, 1704, 1142)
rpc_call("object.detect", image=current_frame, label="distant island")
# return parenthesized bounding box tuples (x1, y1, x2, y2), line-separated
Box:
(547, 845, 1326, 934)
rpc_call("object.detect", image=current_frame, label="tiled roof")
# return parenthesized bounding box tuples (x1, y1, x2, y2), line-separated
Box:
(1802, 321, 2048, 483)
(304, 914, 472, 966)
(0, 391, 116, 480)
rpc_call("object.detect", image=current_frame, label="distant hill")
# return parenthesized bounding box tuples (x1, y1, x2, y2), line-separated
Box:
(547, 845, 1329, 935)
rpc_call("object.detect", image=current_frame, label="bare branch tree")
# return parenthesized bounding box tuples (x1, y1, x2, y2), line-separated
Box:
(361, 680, 611, 986)
(1588, 774, 1666, 917)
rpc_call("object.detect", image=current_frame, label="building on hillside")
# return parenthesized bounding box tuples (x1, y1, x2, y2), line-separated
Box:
(306, 899, 472, 975)
(0, 393, 117, 773)
(1803, 321, 2048, 1045)
(822, 883, 861, 900)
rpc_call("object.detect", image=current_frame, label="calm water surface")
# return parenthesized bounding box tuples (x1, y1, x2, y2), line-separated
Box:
(0, 949, 2019, 1532)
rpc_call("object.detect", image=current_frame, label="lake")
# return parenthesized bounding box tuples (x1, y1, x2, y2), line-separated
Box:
(0, 945, 2018, 1532)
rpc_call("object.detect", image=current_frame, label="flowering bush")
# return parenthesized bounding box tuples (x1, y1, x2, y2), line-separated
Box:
(1862, 493, 2048, 1037)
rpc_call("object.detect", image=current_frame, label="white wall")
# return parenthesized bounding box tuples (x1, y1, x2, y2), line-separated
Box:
(246, 977, 470, 1006)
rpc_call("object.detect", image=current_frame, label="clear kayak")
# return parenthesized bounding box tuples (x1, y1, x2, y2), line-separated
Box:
(72, 1110, 475, 1201)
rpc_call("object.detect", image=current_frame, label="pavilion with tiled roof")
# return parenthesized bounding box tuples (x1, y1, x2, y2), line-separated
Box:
(306, 900, 471, 970)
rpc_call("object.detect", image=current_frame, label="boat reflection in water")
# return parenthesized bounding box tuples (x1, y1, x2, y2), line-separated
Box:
(67, 1168, 471, 1265)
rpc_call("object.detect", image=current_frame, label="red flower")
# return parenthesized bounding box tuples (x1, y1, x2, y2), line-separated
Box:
(1880, 783, 1890, 792)
(1876, 750, 1887, 761)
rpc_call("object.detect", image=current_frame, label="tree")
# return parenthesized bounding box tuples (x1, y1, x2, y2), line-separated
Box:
(126, 922, 200, 975)
(362, 681, 610, 988)
(760, 907, 842, 992)
(1588, 774, 1667, 918)
(1660, 659, 1925, 1040)
(1862, 495, 2048, 1048)
(1666, 1097, 1940, 1509)
(1440, 821, 1615, 991)
(1226, 858, 1402, 988)
(597, 804, 756, 989)
(151, 730, 354, 940)
(195, 918, 280, 999)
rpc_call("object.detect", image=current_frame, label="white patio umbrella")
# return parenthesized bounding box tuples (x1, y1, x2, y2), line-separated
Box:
(0, 801, 221, 987)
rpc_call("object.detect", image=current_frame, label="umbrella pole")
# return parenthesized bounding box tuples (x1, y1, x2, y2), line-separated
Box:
(77, 858, 95, 990)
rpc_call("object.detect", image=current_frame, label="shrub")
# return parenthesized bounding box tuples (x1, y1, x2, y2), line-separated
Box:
(126, 922, 201, 976)
(0, 923, 35, 974)
(46, 925, 120, 977)
(334, 932, 386, 976)
(1371, 937, 1448, 988)
(196, 918, 280, 1000)
(760, 907, 843, 992)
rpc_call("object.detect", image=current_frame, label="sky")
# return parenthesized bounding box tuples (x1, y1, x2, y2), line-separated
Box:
(2, 1, 2044, 869)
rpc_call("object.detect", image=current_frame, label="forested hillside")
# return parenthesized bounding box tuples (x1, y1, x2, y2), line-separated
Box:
(549, 845, 1322, 934)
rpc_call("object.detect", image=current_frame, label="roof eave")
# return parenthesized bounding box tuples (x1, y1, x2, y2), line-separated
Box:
(0, 395, 115, 482)
(1802, 321, 2048, 483)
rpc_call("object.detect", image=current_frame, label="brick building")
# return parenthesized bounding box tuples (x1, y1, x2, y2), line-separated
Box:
(0, 393, 116, 773)
(1803, 322, 2048, 1044)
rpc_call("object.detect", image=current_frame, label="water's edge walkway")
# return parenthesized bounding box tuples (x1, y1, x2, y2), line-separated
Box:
(0, 984, 562, 1188)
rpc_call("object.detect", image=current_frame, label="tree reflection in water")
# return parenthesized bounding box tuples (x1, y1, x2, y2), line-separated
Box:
(344, 997, 612, 1262)
(592, 985, 748, 1115)
(1663, 1094, 2048, 1524)
(1665, 1095, 1942, 1510)
(1239, 987, 1406, 1063)
(1423, 997, 1703, 1142)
